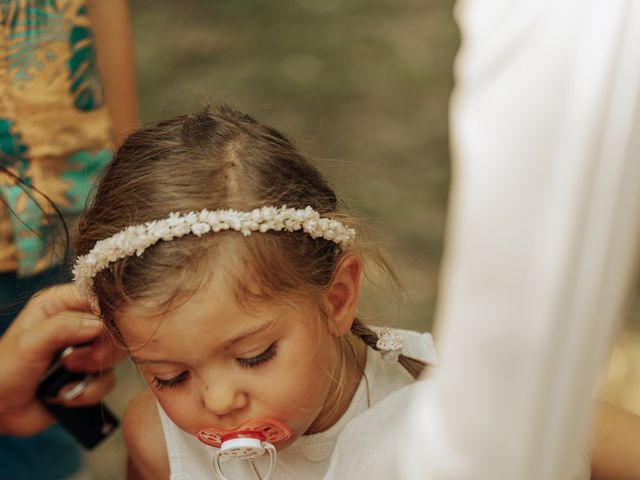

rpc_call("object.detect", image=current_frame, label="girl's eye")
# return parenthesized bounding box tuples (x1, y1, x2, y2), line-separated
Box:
(237, 343, 278, 369)
(152, 371, 189, 390)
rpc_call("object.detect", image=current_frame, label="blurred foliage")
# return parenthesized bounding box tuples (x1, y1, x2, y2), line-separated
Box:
(131, 0, 459, 330)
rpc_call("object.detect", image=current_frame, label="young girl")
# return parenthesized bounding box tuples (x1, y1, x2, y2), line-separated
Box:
(73, 105, 437, 479)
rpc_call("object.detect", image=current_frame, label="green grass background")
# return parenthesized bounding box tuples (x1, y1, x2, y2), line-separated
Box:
(130, 0, 457, 332)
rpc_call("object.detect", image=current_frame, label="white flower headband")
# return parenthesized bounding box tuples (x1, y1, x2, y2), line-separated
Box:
(73, 206, 356, 310)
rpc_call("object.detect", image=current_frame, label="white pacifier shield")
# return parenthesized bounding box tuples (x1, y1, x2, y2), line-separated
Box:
(219, 437, 265, 459)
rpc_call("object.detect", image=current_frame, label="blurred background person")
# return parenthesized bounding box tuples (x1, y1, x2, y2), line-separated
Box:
(0, 0, 136, 478)
(326, 1, 640, 478)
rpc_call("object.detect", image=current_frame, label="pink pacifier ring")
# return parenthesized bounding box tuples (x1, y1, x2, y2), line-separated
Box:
(197, 418, 291, 480)
(197, 418, 291, 448)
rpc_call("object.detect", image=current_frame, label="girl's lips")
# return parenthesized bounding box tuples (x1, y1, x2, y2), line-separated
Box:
(196, 417, 291, 448)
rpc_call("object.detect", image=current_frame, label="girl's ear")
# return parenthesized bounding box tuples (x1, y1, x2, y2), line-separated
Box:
(325, 254, 362, 337)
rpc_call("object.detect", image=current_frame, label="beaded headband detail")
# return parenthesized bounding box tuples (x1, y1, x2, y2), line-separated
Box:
(73, 206, 356, 310)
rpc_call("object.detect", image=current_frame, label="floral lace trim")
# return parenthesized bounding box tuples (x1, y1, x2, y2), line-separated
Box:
(73, 206, 356, 310)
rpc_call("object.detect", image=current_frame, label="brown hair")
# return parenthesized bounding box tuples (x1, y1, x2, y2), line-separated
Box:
(75, 104, 426, 379)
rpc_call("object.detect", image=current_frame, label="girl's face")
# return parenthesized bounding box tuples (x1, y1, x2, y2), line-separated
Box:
(118, 276, 340, 449)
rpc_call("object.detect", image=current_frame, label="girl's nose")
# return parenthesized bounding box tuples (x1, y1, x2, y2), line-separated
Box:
(202, 380, 249, 418)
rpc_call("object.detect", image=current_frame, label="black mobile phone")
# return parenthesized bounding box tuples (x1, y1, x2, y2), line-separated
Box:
(36, 347, 119, 449)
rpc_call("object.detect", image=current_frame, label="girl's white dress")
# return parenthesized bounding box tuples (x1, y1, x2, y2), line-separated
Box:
(156, 328, 438, 480)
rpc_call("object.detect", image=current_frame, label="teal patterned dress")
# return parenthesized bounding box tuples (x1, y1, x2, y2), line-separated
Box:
(0, 1, 113, 478)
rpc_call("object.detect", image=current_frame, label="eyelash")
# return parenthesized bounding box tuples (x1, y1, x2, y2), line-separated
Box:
(237, 343, 278, 369)
(151, 344, 278, 390)
(153, 371, 189, 390)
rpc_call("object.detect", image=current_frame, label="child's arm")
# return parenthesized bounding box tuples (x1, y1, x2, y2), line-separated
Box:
(590, 401, 640, 480)
(87, 0, 138, 144)
(123, 389, 170, 480)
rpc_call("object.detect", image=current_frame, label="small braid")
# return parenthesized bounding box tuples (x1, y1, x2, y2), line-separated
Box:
(350, 318, 428, 380)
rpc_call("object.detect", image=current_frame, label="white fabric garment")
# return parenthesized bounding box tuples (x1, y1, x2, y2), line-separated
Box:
(325, 383, 590, 479)
(328, 1, 640, 479)
(157, 328, 437, 480)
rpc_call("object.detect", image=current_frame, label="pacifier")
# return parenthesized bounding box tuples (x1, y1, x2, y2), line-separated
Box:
(197, 418, 291, 480)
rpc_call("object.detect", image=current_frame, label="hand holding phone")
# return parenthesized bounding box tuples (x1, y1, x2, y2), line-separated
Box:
(0, 284, 123, 438)
(36, 345, 119, 449)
